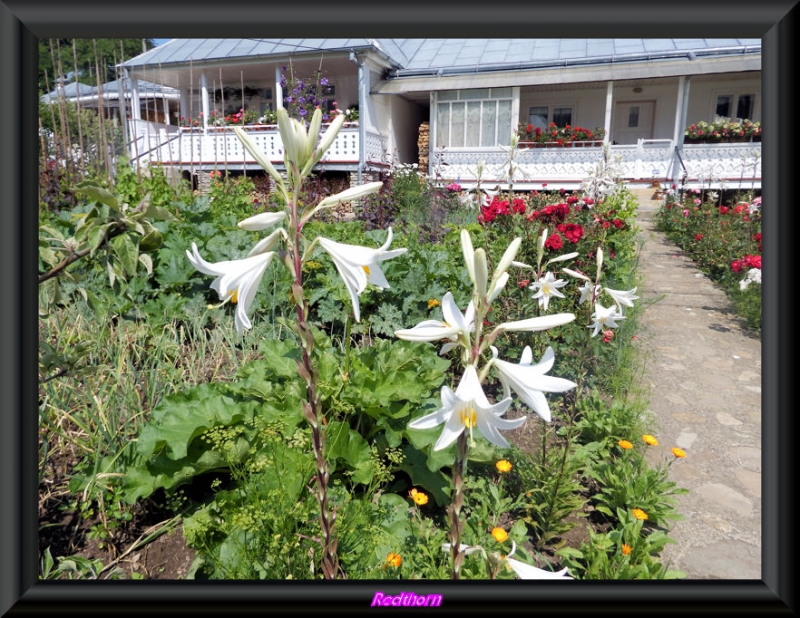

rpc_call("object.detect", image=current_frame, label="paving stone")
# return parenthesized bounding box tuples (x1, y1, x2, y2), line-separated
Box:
(634, 195, 761, 580)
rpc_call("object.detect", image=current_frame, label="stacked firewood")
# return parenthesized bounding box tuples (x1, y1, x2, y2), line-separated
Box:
(417, 122, 430, 170)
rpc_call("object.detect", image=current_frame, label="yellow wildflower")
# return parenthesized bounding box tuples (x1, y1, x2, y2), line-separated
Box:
(409, 488, 429, 506)
(642, 434, 658, 446)
(632, 508, 648, 521)
(621, 544, 632, 555)
(384, 552, 402, 569)
(496, 459, 513, 473)
(427, 298, 441, 309)
(618, 439, 633, 450)
(671, 447, 686, 458)
(491, 527, 509, 543)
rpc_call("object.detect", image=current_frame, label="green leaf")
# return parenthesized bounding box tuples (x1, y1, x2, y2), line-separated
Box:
(111, 234, 139, 278)
(325, 420, 375, 485)
(139, 229, 163, 252)
(75, 180, 120, 210)
(398, 444, 451, 505)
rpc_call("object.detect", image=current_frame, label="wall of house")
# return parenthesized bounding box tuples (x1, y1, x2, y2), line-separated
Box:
(684, 73, 762, 125)
(610, 81, 680, 142)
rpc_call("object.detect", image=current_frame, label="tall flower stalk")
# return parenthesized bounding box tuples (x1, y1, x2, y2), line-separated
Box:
(396, 230, 576, 578)
(188, 108, 405, 579)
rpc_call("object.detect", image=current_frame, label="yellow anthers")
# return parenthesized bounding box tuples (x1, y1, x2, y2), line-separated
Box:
(230, 290, 239, 304)
(460, 407, 477, 428)
(362, 265, 371, 275)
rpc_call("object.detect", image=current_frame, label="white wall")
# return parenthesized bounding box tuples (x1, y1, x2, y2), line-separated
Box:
(685, 73, 762, 124)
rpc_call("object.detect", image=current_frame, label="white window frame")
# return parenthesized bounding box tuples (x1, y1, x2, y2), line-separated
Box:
(713, 92, 757, 122)
(435, 88, 516, 149)
(528, 103, 577, 130)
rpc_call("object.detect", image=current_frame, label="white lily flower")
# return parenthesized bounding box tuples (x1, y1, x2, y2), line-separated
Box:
(186, 242, 274, 334)
(394, 292, 473, 343)
(238, 211, 287, 231)
(490, 346, 576, 422)
(588, 302, 625, 337)
(496, 312, 575, 333)
(317, 227, 407, 322)
(503, 542, 572, 580)
(604, 287, 639, 311)
(408, 365, 524, 451)
(561, 267, 592, 283)
(530, 272, 569, 311)
(246, 227, 286, 258)
(488, 237, 521, 300)
(577, 281, 601, 305)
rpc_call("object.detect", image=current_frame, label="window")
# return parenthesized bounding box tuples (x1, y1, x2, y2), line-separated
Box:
(628, 106, 640, 128)
(436, 88, 513, 148)
(715, 94, 756, 121)
(529, 105, 574, 129)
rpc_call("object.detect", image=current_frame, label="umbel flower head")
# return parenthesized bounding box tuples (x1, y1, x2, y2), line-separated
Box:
(318, 227, 407, 322)
(408, 365, 524, 451)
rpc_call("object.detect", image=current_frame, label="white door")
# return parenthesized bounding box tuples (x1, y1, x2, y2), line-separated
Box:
(613, 101, 655, 145)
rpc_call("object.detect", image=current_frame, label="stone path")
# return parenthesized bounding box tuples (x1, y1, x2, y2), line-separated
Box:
(630, 188, 761, 580)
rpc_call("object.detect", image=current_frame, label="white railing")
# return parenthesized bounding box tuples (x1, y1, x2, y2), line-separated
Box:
(680, 142, 762, 187)
(431, 138, 761, 189)
(128, 122, 377, 172)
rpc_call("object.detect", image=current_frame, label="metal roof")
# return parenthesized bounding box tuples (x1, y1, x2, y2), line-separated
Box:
(123, 38, 405, 68)
(124, 38, 761, 74)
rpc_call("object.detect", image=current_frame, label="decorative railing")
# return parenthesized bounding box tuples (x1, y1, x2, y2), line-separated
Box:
(127, 122, 382, 172)
(680, 142, 762, 186)
(431, 139, 761, 188)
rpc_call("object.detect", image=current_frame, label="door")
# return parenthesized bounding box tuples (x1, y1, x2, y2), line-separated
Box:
(613, 100, 655, 145)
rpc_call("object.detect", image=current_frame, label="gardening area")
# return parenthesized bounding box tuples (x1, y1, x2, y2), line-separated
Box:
(37, 91, 762, 582)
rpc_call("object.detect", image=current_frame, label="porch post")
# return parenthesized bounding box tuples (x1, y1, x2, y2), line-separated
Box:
(130, 77, 141, 121)
(672, 76, 691, 181)
(356, 54, 366, 185)
(200, 72, 210, 133)
(603, 81, 613, 144)
(275, 66, 283, 110)
(180, 88, 189, 121)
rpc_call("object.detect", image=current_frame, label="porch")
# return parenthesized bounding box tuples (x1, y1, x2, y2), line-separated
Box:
(126, 120, 389, 176)
(429, 139, 762, 191)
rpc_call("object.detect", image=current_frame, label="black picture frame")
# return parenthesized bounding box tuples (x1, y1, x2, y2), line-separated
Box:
(3, 1, 795, 614)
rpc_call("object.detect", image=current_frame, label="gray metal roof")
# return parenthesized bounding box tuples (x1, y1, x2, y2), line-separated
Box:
(41, 81, 95, 102)
(391, 38, 761, 76)
(124, 38, 761, 75)
(123, 38, 404, 68)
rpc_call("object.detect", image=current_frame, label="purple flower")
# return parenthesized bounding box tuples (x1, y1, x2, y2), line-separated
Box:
(320, 77, 329, 86)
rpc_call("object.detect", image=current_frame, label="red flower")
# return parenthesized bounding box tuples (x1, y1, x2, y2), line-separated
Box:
(556, 222, 585, 243)
(695, 233, 704, 241)
(731, 259, 743, 273)
(612, 218, 625, 229)
(544, 233, 564, 251)
(734, 204, 746, 214)
(719, 206, 730, 215)
(517, 279, 529, 289)
(512, 198, 526, 215)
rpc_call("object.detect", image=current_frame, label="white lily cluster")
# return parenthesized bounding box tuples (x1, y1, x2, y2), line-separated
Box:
(188, 107, 406, 334)
(396, 230, 576, 451)
(561, 247, 639, 337)
(513, 228, 579, 313)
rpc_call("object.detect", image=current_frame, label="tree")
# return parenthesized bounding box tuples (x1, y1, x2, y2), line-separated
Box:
(38, 39, 154, 94)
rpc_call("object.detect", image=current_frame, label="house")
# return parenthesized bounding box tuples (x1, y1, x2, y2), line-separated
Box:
(121, 39, 762, 192)
(42, 75, 181, 126)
